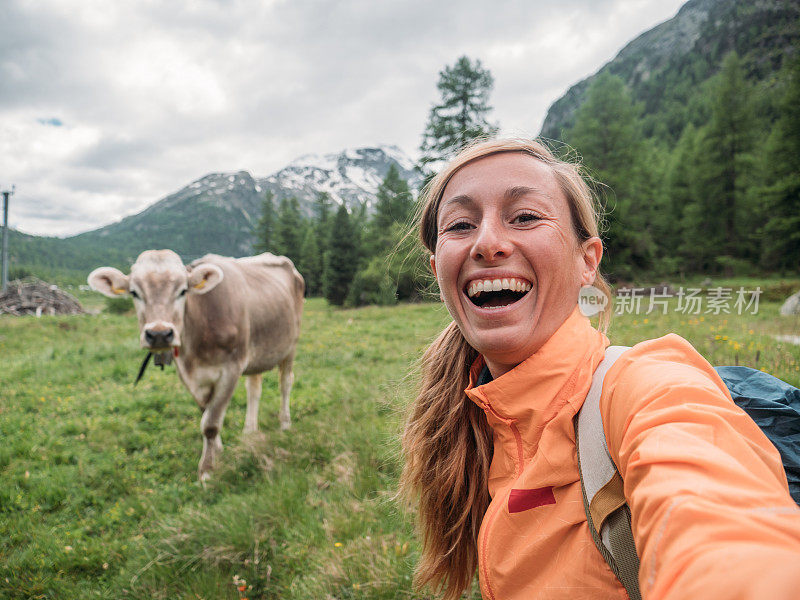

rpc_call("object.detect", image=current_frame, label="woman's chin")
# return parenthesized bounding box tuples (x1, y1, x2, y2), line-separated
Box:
(467, 327, 542, 371)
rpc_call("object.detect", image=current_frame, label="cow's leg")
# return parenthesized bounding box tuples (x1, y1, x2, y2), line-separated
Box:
(243, 374, 262, 434)
(198, 368, 240, 482)
(278, 354, 294, 431)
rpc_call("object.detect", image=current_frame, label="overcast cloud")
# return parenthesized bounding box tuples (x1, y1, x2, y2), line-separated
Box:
(0, 0, 686, 236)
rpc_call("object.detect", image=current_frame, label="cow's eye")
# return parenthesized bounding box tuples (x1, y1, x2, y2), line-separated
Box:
(178, 288, 188, 297)
(130, 290, 140, 300)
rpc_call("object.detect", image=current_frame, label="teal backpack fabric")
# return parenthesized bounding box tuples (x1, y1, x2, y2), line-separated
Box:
(714, 365, 800, 503)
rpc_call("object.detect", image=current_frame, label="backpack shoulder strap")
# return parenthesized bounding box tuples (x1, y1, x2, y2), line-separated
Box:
(576, 345, 642, 600)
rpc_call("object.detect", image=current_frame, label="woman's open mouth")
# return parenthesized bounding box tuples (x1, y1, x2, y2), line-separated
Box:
(466, 277, 531, 309)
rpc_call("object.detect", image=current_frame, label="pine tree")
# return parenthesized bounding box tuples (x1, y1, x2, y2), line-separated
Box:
(361, 165, 414, 257)
(685, 52, 756, 273)
(291, 192, 338, 296)
(323, 205, 358, 306)
(274, 196, 304, 266)
(642, 139, 678, 276)
(566, 72, 652, 277)
(663, 124, 701, 272)
(252, 190, 276, 253)
(348, 166, 426, 306)
(350, 200, 368, 273)
(761, 56, 800, 272)
(419, 56, 498, 178)
(313, 192, 333, 226)
(298, 225, 323, 296)
(374, 164, 413, 230)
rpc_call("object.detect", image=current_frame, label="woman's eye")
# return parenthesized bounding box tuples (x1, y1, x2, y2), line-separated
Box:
(514, 213, 541, 224)
(445, 221, 473, 232)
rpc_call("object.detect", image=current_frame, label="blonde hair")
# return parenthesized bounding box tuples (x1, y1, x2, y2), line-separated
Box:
(400, 137, 611, 600)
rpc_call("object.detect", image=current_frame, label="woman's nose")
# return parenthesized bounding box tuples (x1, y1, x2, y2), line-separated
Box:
(471, 219, 513, 262)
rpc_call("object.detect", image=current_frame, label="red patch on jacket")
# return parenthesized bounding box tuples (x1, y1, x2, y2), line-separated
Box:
(508, 487, 556, 513)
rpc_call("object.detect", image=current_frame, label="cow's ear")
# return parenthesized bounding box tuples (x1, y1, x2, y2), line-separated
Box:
(187, 263, 223, 295)
(88, 267, 130, 298)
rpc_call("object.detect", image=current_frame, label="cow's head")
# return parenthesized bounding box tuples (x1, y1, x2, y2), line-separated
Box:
(88, 250, 223, 351)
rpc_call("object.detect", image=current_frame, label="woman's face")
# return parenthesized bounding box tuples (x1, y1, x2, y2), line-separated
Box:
(431, 152, 601, 377)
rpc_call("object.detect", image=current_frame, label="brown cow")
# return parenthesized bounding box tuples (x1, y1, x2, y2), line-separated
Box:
(88, 250, 304, 481)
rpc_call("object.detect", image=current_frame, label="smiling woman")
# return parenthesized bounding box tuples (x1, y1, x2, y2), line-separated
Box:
(400, 138, 800, 600)
(428, 150, 605, 377)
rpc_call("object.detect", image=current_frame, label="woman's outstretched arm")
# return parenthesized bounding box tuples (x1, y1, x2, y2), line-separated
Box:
(602, 334, 800, 600)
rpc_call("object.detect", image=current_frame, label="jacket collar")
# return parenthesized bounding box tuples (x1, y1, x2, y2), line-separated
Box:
(465, 307, 608, 439)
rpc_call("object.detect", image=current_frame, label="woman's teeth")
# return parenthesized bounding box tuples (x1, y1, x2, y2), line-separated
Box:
(467, 277, 531, 298)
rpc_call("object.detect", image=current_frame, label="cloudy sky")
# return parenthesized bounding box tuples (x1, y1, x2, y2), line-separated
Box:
(1, 0, 686, 237)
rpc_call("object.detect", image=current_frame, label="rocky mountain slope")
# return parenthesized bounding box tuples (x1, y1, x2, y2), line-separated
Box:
(35, 145, 422, 267)
(540, 0, 799, 141)
(258, 145, 420, 215)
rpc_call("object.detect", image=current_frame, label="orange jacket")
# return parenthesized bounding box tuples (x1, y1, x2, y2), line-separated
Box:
(464, 307, 800, 599)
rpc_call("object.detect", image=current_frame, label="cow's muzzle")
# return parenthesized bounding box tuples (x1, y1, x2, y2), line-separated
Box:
(144, 327, 174, 349)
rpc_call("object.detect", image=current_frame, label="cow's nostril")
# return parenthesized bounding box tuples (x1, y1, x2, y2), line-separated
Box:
(145, 328, 173, 347)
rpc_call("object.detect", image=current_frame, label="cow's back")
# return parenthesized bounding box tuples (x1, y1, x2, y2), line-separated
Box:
(185, 253, 304, 373)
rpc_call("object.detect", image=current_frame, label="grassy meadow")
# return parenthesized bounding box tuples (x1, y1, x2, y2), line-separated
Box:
(1, 286, 800, 599)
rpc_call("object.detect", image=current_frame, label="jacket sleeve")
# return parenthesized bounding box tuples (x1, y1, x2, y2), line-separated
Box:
(600, 334, 800, 600)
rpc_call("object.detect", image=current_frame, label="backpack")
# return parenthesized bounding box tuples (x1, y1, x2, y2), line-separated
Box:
(575, 346, 800, 600)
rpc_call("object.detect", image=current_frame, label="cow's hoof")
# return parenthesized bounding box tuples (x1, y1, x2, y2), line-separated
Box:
(242, 430, 266, 444)
(199, 471, 212, 487)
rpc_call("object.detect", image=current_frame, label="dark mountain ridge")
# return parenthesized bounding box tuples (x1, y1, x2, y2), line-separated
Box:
(7, 145, 420, 274)
(540, 0, 799, 142)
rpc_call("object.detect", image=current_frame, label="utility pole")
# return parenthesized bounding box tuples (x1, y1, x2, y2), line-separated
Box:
(1, 185, 14, 293)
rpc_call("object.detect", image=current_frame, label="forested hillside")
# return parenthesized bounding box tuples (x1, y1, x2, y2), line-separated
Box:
(6, 0, 798, 287)
(6, 229, 131, 282)
(4, 146, 418, 280)
(542, 0, 799, 279)
(541, 0, 798, 142)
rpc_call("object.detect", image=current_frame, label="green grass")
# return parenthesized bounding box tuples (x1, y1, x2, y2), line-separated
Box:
(1, 294, 799, 599)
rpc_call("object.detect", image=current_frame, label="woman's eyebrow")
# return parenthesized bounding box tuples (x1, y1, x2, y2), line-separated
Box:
(504, 185, 552, 203)
(440, 194, 474, 209)
(440, 186, 554, 212)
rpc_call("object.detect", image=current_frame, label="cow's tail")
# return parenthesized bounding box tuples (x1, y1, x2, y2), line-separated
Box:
(292, 268, 306, 315)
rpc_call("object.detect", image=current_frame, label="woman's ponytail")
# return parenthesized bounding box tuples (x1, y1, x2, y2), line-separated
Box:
(399, 321, 492, 600)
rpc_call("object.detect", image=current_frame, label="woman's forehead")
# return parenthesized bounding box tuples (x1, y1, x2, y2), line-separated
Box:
(439, 153, 563, 214)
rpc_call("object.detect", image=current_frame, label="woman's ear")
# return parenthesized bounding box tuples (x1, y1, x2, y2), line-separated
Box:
(429, 254, 444, 302)
(580, 237, 603, 286)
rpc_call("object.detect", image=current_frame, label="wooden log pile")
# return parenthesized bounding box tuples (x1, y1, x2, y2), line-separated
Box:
(0, 278, 85, 316)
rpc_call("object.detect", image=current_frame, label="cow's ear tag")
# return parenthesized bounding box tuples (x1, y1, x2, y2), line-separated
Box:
(193, 280, 206, 290)
(112, 286, 127, 295)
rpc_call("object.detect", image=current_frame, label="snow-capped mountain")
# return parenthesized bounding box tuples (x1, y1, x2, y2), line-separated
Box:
(258, 144, 421, 215)
(72, 145, 421, 262)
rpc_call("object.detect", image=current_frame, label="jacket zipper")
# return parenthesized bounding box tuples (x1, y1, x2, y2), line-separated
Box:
(479, 401, 526, 599)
